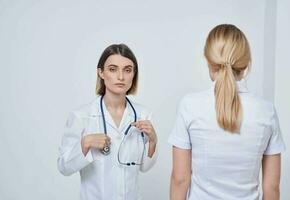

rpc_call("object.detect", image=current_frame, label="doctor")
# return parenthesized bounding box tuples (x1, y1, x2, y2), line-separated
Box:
(58, 44, 158, 200)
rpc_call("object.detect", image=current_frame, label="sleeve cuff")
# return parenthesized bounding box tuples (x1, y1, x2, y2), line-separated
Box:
(263, 144, 286, 155)
(69, 140, 95, 170)
(140, 144, 158, 172)
(168, 135, 192, 149)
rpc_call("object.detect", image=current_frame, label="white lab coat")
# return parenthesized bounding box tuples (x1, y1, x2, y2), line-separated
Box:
(58, 96, 157, 200)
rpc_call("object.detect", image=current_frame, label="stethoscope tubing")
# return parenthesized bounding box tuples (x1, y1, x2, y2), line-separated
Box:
(100, 95, 145, 166)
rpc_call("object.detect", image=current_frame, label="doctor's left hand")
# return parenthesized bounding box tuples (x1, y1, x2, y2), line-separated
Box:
(131, 120, 157, 158)
(131, 120, 157, 144)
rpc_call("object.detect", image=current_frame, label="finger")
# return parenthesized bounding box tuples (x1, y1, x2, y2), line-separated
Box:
(138, 124, 151, 130)
(105, 136, 111, 142)
(106, 138, 111, 145)
(139, 127, 151, 134)
(131, 122, 137, 126)
(133, 120, 144, 125)
(132, 120, 146, 126)
(132, 123, 141, 129)
(102, 143, 107, 149)
(137, 121, 152, 129)
(131, 123, 142, 129)
(105, 140, 110, 147)
(102, 138, 108, 145)
(96, 141, 104, 149)
(100, 135, 110, 142)
(93, 134, 107, 140)
(133, 121, 147, 127)
(93, 133, 106, 136)
(137, 120, 151, 125)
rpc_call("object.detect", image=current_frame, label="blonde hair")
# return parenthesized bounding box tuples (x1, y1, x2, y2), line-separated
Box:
(204, 24, 251, 133)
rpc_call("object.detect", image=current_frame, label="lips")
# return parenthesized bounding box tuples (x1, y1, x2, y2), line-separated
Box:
(115, 83, 125, 86)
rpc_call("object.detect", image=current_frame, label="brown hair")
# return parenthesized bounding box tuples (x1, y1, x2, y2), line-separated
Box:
(96, 44, 138, 95)
(204, 24, 251, 133)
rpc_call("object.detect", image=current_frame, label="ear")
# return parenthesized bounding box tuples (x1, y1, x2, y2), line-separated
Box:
(98, 68, 104, 79)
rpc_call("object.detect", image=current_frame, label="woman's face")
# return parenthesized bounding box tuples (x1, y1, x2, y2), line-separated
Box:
(98, 54, 135, 96)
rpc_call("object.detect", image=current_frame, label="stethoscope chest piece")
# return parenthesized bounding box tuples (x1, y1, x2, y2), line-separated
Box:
(101, 145, 110, 155)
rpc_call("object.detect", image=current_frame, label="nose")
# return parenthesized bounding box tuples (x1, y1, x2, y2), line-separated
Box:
(117, 70, 124, 80)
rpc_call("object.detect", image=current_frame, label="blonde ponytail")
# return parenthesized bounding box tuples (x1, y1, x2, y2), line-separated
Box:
(214, 63, 242, 132)
(204, 24, 251, 133)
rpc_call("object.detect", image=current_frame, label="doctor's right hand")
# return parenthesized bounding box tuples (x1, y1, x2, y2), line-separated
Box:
(81, 134, 111, 156)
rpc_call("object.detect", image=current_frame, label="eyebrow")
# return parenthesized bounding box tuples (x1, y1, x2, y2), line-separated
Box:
(124, 65, 133, 68)
(106, 64, 133, 68)
(106, 64, 118, 68)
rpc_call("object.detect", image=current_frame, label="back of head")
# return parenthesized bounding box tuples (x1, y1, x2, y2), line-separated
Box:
(204, 24, 251, 133)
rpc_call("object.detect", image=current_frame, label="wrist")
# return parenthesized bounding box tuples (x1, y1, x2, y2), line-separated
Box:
(82, 135, 91, 150)
(148, 139, 157, 158)
(149, 138, 157, 146)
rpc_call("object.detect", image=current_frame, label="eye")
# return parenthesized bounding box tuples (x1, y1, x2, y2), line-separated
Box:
(124, 68, 133, 73)
(109, 67, 116, 72)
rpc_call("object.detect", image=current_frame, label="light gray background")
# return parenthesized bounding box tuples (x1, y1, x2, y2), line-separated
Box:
(0, 0, 289, 199)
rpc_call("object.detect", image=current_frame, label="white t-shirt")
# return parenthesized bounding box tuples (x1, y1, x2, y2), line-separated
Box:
(168, 80, 286, 200)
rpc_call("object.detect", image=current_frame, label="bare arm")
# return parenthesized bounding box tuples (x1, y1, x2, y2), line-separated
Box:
(262, 154, 281, 200)
(170, 146, 191, 200)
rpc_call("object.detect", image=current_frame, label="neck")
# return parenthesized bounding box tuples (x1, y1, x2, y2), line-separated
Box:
(103, 91, 126, 110)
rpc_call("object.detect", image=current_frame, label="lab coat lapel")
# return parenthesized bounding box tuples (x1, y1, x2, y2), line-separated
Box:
(98, 96, 120, 131)
(89, 96, 117, 133)
(90, 96, 136, 133)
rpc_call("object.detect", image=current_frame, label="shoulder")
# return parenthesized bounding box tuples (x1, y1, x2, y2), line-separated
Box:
(242, 93, 276, 117)
(69, 98, 98, 118)
(178, 89, 213, 110)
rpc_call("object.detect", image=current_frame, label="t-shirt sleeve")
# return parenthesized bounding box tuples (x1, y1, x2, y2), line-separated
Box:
(264, 107, 286, 155)
(168, 99, 192, 149)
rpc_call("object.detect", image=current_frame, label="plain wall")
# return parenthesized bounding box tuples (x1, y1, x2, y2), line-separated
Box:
(0, 0, 287, 199)
(275, 0, 290, 199)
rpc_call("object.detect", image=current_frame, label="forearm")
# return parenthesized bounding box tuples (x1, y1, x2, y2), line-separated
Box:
(148, 141, 157, 158)
(262, 154, 281, 200)
(263, 186, 280, 200)
(81, 135, 90, 156)
(170, 175, 190, 200)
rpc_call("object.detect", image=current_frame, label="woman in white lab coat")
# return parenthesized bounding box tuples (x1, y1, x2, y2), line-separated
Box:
(169, 24, 285, 199)
(58, 44, 158, 200)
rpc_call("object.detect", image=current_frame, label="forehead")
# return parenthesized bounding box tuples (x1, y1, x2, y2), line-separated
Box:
(104, 54, 134, 67)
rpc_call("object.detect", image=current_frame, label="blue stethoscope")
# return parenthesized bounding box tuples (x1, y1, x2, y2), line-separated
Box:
(100, 95, 146, 166)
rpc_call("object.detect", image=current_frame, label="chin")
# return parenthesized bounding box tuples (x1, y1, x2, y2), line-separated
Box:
(110, 89, 129, 96)
(106, 85, 131, 95)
